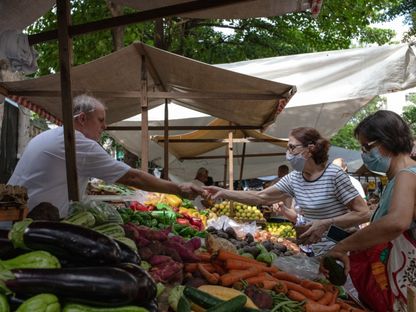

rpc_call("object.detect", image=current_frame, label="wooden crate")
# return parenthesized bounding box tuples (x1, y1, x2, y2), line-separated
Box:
(0, 204, 28, 222)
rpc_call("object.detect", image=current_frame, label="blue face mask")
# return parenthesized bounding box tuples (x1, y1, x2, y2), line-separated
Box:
(286, 151, 306, 172)
(361, 146, 391, 173)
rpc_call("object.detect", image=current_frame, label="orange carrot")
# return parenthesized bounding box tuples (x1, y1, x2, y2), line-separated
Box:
(258, 280, 278, 290)
(305, 302, 341, 312)
(200, 263, 216, 273)
(287, 289, 307, 302)
(216, 249, 266, 266)
(337, 300, 366, 312)
(211, 261, 226, 275)
(225, 259, 276, 272)
(220, 267, 259, 286)
(274, 280, 288, 294)
(198, 263, 219, 284)
(196, 252, 212, 262)
(311, 289, 325, 301)
(283, 280, 317, 300)
(330, 288, 339, 305)
(301, 279, 325, 290)
(271, 271, 302, 284)
(317, 291, 333, 305)
(184, 263, 198, 273)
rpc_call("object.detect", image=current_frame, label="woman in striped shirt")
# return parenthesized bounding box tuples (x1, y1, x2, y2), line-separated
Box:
(204, 127, 369, 254)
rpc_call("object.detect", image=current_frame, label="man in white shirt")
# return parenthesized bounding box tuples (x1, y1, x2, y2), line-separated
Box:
(332, 158, 366, 199)
(192, 167, 210, 209)
(8, 94, 202, 218)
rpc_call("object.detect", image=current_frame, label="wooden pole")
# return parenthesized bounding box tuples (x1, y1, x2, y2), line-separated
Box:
(228, 125, 234, 216)
(223, 146, 227, 188)
(140, 55, 149, 173)
(163, 99, 169, 179)
(57, 0, 79, 202)
(238, 142, 247, 190)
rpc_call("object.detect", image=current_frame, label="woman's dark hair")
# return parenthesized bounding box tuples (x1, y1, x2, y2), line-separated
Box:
(290, 127, 330, 165)
(354, 110, 413, 155)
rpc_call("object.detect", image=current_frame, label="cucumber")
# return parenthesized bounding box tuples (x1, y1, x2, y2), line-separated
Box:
(63, 303, 148, 312)
(206, 295, 247, 312)
(64, 212, 96, 228)
(93, 224, 125, 239)
(115, 237, 137, 252)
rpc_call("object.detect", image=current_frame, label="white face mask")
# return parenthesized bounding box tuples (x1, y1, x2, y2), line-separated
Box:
(286, 150, 306, 172)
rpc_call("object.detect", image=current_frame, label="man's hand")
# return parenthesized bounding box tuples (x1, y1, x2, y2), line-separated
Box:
(178, 183, 204, 199)
(202, 186, 226, 201)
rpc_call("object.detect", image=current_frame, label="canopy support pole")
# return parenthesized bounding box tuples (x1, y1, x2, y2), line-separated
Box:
(238, 142, 246, 190)
(223, 146, 227, 187)
(57, 0, 79, 202)
(228, 126, 234, 191)
(163, 99, 169, 179)
(140, 55, 149, 172)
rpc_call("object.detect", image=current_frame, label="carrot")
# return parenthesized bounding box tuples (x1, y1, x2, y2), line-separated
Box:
(317, 291, 333, 305)
(287, 289, 307, 302)
(216, 249, 267, 266)
(184, 263, 198, 273)
(220, 267, 259, 286)
(301, 279, 325, 290)
(271, 271, 302, 284)
(282, 280, 317, 300)
(274, 280, 288, 294)
(211, 261, 226, 275)
(200, 263, 216, 273)
(330, 288, 339, 305)
(311, 289, 325, 301)
(198, 263, 219, 285)
(196, 252, 212, 262)
(337, 300, 366, 312)
(225, 259, 276, 273)
(259, 280, 278, 290)
(305, 302, 341, 312)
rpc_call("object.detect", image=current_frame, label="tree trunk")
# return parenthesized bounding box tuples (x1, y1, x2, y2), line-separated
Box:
(106, 1, 125, 51)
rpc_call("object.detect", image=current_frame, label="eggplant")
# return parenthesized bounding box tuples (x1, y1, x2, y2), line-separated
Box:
(140, 298, 159, 312)
(0, 237, 26, 260)
(5, 267, 139, 306)
(9, 220, 121, 265)
(118, 263, 157, 304)
(116, 240, 141, 265)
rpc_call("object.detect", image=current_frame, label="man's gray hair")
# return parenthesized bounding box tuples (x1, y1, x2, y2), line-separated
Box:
(73, 94, 105, 117)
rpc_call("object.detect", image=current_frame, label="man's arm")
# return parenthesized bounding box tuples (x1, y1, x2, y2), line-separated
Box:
(117, 168, 201, 199)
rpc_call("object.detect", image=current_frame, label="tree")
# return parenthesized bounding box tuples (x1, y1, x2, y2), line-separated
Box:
(402, 93, 416, 135)
(330, 97, 385, 149)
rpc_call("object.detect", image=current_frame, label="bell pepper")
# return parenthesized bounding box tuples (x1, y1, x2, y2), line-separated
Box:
(165, 194, 182, 208)
(176, 218, 190, 226)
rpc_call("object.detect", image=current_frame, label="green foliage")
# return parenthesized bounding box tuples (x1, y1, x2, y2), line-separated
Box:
(330, 97, 384, 149)
(402, 94, 416, 135)
(386, 0, 416, 42)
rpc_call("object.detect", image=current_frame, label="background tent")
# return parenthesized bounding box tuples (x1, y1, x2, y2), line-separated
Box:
(107, 43, 416, 182)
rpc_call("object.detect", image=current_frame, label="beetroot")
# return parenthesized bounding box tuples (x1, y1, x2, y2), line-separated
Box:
(149, 255, 171, 266)
(138, 247, 153, 261)
(165, 240, 200, 262)
(149, 259, 183, 283)
(185, 237, 201, 251)
(244, 285, 273, 310)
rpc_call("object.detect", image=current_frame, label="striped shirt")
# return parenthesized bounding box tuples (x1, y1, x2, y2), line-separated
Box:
(274, 163, 359, 222)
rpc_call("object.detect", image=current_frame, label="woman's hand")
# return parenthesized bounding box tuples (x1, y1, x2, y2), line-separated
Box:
(202, 186, 226, 201)
(299, 219, 330, 244)
(272, 202, 297, 222)
(320, 246, 350, 276)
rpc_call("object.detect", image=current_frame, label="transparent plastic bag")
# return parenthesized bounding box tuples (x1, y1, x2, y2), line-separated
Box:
(207, 215, 259, 239)
(273, 254, 324, 281)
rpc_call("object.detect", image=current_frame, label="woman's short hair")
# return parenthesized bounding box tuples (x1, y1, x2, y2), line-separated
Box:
(290, 127, 330, 165)
(354, 110, 413, 155)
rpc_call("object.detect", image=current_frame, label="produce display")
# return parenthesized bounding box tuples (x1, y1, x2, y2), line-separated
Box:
(0, 194, 366, 312)
(209, 201, 265, 221)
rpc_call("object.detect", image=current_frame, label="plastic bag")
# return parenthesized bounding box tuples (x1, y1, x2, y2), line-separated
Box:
(273, 254, 323, 281)
(207, 215, 259, 239)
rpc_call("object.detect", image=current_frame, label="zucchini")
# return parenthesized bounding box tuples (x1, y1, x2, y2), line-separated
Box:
(87, 201, 123, 225)
(177, 296, 191, 312)
(15, 293, 60, 312)
(323, 256, 347, 286)
(0, 293, 9, 312)
(63, 212, 96, 228)
(115, 237, 137, 252)
(183, 287, 259, 312)
(9, 220, 122, 265)
(4, 267, 139, 307)
(0, 251, 61, 270)
(197, 285, 257, 309)
(62, 303, 148, 312)
(115, 240, 140, 265)
(206, 295, 247, 312)
(93, 224, 125, 239)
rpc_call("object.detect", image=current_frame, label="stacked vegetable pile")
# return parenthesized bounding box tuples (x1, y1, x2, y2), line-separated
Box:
(176, 249, 366, 312)
(0, 219, 157, 312)
(264, 222, 296, 239)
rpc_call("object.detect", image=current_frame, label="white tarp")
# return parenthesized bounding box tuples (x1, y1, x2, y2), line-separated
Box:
(108, 44, 416, 182)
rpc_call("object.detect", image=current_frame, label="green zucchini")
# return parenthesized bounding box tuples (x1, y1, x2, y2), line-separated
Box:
(323, 256, 347, 286)
(63, 212, 96, 228)
(16, 293, 60, 312)
(87, 201, 123, 225)
(206, 295, 247, 312)
(177, 295, 191, 312)
(92, 224, 125, 239)
(0, 293, 9, 312)
(0, 251, 61, 270)
(62, 303, 149, 312)
(183, 287, 259, 312)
